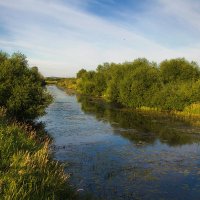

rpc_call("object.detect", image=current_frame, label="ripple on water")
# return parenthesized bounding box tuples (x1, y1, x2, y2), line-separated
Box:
(39, 86, 200, 200)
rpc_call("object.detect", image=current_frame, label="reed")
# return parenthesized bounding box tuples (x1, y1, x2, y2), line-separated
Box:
(183, 103, 200, 115)
(0, 108, 76, 200)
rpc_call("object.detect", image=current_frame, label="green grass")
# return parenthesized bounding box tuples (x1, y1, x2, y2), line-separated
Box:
(0, 108, 77, 200)
(183, 103, 200, 115)
(46, 80, 58, 84)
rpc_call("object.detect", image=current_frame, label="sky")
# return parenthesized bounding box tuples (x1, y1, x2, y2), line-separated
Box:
(0, 0, 200, 77)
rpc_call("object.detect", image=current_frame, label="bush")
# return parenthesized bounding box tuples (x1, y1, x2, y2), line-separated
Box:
(0, 51, 52, 120)
(76, 58, 200, 112)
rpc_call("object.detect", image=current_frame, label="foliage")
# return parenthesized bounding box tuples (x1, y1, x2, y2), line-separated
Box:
(77, 95, 200, 146)
(75, 58, 200, 112)
(0, 110, 76, 200)
(57, 78, 78, 90)
(76, 69, 87, 79)
(183, 103, 200, 115)
(0, 51, 78, 199)
(119, 61, 160, 108)
(160, 58, 200, 83)
(0, 51, 52, 120)
(45, 77, 65, 85)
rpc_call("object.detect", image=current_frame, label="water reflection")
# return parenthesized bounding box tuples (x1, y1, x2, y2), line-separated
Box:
(41, 86, 200, 200)
(77, 95, 200, 147)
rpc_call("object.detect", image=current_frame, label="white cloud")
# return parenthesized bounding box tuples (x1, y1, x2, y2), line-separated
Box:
(0, 0, 200, 77)
(158, 0, 200, 29)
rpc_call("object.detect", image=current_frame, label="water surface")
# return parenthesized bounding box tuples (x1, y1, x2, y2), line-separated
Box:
(40, 85, 200, 200)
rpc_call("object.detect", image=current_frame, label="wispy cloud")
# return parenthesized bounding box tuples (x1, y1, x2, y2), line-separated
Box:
(0, 0, 200, 76)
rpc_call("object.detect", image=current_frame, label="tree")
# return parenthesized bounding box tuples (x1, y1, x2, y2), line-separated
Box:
(160, 58, 200, 83)
(76, 57, 200, 112)
(76, 68, 87, 79)
(0, 51, 52, 120)
(119, 61, 160, 108)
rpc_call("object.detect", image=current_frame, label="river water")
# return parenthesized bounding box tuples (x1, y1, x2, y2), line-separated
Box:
(39, 85, 200, 200)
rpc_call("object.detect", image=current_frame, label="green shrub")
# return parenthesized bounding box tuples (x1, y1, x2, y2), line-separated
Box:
(76, 58, 200, 112)
(0, 51, 52, 120)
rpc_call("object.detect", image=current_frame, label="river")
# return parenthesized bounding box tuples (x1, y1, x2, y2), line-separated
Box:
(39, 85, 200, 200)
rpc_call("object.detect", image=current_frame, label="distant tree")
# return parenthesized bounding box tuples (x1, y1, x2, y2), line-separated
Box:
(76, 68, 87, 79)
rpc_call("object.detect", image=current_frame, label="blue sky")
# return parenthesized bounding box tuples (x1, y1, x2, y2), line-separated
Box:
(0, 0, 200, 77)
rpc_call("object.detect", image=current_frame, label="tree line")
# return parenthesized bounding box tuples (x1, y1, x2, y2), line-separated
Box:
(75, 58, 200, 112)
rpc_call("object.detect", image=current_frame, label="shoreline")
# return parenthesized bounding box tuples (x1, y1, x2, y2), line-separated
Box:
(54, 84, 200, 127)
(0, 107, 79, 199)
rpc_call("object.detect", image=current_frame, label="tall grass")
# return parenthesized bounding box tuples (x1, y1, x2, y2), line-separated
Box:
(183, 103, 200, 115)
(172, 103, 200, 126)
(133, 104, 200, 127)
(0, 108, 76, 200)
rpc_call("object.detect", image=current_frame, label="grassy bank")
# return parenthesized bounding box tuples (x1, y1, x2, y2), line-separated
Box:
(54, 77, 200, 124)
(0, 51, 80, 199)
(53, 57, 200, 125)
(66, 58, 200, 117)
(56, 78, 77, 90)
(136, 104, 200, 117)
(45, 78, 77, 90)
(0, 108, 77, 200)
(55, 78, 200, 125)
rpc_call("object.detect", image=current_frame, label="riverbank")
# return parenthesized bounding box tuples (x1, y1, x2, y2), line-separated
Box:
(0, 51, 81, 199)
(56, 58, 200, 121)
(41, 85, 200, 200)
(53, 80, 200, 127)
(0, 107, 78, 200)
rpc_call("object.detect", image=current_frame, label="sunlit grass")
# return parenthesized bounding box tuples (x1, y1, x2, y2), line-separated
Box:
(46, 80, 58, 84)
(135, 105, 200, 127)
(138, 106, 162, 112)
(57, 78, 77, 90)
(173, 103, 200, 120)
(172, 103, 200, 127)
(183, 103, 200, 115)
(0, 108, 76, 200)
